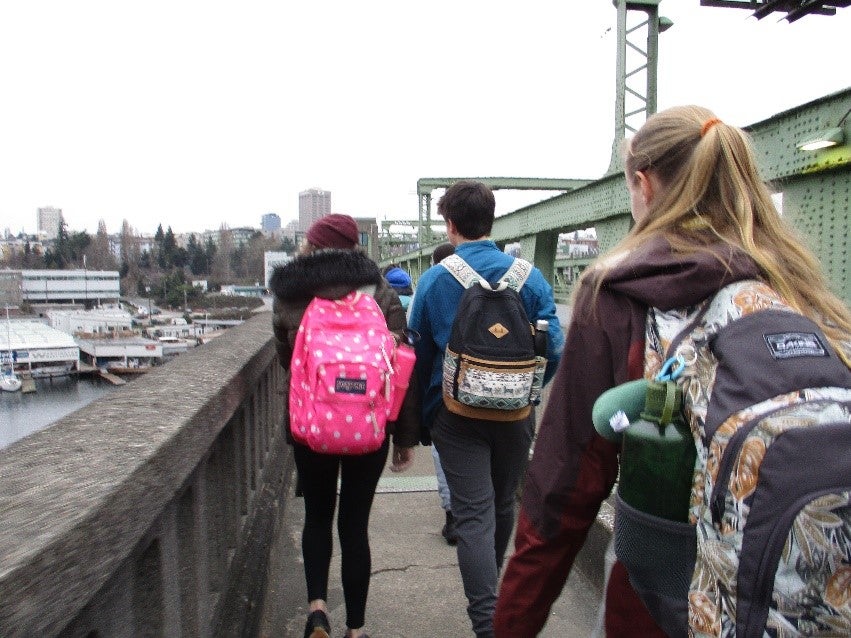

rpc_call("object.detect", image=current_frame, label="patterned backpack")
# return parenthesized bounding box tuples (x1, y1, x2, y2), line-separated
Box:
(289, 289, 412, 455)
(615, 280, 851, 637)
(440, 255, 547, 421)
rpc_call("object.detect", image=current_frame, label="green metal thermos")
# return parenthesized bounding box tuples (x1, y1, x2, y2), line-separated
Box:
(618, 379, 696, 522)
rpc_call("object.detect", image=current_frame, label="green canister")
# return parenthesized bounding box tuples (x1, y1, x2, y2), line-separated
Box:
(618, 379, 696, 522)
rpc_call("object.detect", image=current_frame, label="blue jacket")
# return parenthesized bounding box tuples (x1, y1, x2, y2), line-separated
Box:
(408, 240, 564, 429)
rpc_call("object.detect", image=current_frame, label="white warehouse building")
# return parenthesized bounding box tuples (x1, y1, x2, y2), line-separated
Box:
(46, 307, 134, 336)
(20, 269, 121, 307)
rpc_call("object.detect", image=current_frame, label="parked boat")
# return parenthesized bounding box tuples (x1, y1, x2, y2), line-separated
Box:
(1, 369, 22, 393)
(2, 306, 21, 392)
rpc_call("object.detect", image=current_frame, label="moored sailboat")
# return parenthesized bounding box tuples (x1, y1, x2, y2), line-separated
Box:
(2, 306, 21, 392)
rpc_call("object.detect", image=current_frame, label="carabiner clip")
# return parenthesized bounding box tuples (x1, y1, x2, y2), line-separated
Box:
(656, 355, 685, 382)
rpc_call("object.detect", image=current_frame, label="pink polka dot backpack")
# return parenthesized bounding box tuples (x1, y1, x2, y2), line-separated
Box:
(289, 290, 415, 455)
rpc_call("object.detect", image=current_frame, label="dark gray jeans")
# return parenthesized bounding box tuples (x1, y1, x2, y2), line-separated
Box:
(432, 406, 535, 638)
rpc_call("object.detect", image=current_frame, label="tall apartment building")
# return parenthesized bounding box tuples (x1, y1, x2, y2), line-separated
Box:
(261, 213, 281, 232)
(298, 188, 331, 232)
(37, 207, 63, 240)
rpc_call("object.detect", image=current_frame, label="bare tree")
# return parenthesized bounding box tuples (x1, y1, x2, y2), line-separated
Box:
(119, 219, 143, 295)
(210, 224, 233, 284)
(85, 219, 117, 270)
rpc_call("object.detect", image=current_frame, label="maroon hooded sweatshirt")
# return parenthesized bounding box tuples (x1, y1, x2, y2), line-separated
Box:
(494, 236, 761, 637)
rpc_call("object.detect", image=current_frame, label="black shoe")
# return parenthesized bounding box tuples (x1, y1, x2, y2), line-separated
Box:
(304, 610, 330, 638)
(441, 510, 458, 545)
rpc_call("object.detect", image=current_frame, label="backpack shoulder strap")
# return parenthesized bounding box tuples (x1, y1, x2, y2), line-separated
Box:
(663, 279, 787, 361)
(441, 254, 484, 289)
(441, 254, 533, 292)
(499, 258, 533, 292)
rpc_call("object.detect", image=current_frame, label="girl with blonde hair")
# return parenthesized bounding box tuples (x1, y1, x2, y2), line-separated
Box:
(494, 105, 851, 637)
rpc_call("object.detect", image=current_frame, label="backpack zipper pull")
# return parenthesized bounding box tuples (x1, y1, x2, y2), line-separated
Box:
(381, 342, 395, 374)
(381, 343, 394, 402)
(369, 402, 379, 437)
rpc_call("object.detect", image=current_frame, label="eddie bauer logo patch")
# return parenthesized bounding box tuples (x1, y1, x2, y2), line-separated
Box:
(335, 377, 367, 394)
(764, 331, 827, 359)
(488, 323, 509, 338)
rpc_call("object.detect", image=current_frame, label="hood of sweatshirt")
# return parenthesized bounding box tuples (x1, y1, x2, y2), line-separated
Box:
(270, 249, 383, 303)
(594, 235, 762, 311)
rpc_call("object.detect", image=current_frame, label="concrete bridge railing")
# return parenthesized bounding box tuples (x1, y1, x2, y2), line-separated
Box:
(0, 313, 291, 637)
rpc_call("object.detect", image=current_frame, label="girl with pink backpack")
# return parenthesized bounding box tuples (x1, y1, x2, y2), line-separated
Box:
(270, 214, 419, 638)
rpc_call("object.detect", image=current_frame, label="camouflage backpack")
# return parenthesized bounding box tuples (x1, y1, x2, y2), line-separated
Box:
(621, 280, 851, 637)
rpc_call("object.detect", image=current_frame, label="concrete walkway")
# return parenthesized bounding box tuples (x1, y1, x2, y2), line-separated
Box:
(257, 446, 609, 638)
(257, 304, 613, 637)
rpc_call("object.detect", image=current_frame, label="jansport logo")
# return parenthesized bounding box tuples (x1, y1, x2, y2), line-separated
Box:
(764, 332, 827, 359)
(335, 377, 367, 394)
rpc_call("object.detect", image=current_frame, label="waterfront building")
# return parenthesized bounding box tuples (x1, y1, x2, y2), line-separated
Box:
(157, 337, 191, 360)
(37, 207, 62, 240)
(1, 320, 80, 377)
(298, 188, 331, 232)
(76, 335, 163, 372)
(144, 322, 201, 341)
(19, 269, 121, 309)
(46, 307, 134, 336)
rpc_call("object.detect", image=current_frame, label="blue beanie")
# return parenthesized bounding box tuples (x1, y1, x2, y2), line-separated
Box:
(385, 267, 412, 290)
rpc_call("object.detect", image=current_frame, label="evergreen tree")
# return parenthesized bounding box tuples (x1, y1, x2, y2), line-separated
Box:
(68, 231, 92, 265)
(187, 234, 208, 275)
(204, 236, 217, 269)
(119, 219, 143, 296)
(154, 224, 165, 268)
(163, 226, 177, 268)
(172, 245, 188, 269)
(278, 236, 297, 254)
(46, 219, 71, 268)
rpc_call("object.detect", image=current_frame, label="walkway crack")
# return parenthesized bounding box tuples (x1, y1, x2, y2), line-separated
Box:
(372, 562, 457, 576)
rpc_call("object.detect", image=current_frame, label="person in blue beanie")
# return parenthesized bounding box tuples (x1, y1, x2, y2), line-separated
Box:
(383, 265, 414, 311)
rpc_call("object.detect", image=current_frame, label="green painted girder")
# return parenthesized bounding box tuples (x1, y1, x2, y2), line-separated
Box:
(416, 177, 592, 196)
(700, 1, 841, 21)
(391, 88, 851, 302)
(400, 87, 851, 248)
(490, 172, 630, 242)
(490, 86, 851, 241)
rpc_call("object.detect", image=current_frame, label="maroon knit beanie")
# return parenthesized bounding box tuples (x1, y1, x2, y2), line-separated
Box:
(306, 214, 360, 249)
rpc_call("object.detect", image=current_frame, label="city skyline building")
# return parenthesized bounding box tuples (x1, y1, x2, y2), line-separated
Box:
(261, 213, 281, 232)
(298, 188, 331, 232)
(37, 207, 63, 240)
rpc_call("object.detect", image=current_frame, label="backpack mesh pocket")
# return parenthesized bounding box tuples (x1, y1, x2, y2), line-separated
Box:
(614, 492, 695, 638)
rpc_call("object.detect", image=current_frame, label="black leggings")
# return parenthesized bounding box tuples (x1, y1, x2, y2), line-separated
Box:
(293, 439, 389, 630)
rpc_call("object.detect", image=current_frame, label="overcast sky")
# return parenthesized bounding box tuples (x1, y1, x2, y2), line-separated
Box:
(1, 1, 849, 237)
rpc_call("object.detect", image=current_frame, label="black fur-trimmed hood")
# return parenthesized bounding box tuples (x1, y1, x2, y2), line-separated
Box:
(270, 249, 383, 303)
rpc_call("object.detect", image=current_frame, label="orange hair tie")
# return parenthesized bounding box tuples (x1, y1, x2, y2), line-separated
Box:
(701, 117, 721, 137)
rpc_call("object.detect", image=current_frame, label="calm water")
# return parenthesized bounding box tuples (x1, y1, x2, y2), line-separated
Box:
(0, 376, 120, 449)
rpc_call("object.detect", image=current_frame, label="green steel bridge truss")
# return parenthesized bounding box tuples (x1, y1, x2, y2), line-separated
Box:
(387, 87, 851, 305)
(381, 2, 849, 303)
